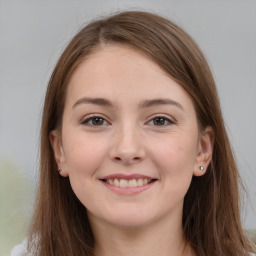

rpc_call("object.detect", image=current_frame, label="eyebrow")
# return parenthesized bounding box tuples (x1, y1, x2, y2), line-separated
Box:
(72, 97, 184, 110)
(139, 98, 184, 110)
(73, 97, 114, 109)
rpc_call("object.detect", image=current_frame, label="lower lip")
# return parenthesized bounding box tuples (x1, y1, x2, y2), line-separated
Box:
(100, 180, 157, 195)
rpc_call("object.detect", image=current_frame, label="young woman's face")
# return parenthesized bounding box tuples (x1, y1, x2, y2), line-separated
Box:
(51, 44, 213, 229)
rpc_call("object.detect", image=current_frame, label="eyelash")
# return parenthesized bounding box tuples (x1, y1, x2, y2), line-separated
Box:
(80, 115, 175, 127)
(80, 115, 109, 126)
(147, 116, 174, 126)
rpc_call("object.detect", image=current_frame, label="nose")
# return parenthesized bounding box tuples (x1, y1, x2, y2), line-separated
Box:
(109, 124, 146, 165)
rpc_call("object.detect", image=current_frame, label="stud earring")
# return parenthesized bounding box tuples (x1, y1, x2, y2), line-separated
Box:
(58, 168, 62, 172)
(199, 166, 204, 171)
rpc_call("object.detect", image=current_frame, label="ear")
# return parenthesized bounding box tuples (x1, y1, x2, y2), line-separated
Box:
(49, 130, 69, 177)
(193, 126, 214, 177)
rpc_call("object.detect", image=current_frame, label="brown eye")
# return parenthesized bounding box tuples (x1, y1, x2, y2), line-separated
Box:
(81, 116, 108, 126)
(91, 117, 104, 125)
(148, 116, 173, 126)
(153, 117, 166, 126)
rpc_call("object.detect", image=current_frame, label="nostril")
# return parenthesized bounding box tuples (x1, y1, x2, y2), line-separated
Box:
(113, 156, 141, 162)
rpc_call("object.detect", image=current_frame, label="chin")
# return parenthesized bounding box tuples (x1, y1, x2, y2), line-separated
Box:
(107, 216, 152, 229)
(101, 207, 160, 229)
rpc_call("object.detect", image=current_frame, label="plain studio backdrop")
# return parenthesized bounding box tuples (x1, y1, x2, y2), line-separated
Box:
(0, 0, 255, 254)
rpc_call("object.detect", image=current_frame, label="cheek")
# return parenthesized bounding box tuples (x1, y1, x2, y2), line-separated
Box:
(62, 133, 109, 206)
(63, 132, 108, 176)
(149, 133, 197, 181)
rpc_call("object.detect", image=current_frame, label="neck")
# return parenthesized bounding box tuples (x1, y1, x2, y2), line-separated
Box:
(89, 212, 195, 256)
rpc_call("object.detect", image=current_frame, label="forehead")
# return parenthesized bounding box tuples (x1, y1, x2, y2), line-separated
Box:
(69, 44, 169, 84)
(65, 44, 195, 111)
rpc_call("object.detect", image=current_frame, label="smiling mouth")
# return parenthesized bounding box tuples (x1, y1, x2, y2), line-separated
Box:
(101, 178, 156, 188)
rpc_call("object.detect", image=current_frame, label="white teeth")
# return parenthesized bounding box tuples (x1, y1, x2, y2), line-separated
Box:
(106, 178, 153, 187)
(128, 179, 137, 187)
(114, 179, 120, 187)
(137, 178, 143, 186)
(120, 179, 128, 188)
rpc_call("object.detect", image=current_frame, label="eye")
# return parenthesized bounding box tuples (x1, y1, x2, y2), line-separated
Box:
(148, 116, 174, 126)
(81, 116, 109, 126)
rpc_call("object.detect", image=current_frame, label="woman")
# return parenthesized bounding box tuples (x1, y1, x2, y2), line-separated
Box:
(11, 11, 255, 256)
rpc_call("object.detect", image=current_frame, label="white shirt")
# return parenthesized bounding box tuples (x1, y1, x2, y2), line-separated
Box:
(10, 239, 28, 256)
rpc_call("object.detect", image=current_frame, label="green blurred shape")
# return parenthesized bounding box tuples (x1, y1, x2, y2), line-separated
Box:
(247, 229, 256, 245)
(0, 158, 34, 256)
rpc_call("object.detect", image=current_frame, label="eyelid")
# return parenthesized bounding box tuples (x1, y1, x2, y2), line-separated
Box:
(146, 114, 176, 126)
(80, 114, 111, 126)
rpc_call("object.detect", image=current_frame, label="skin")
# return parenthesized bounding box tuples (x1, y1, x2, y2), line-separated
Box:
(50, 44, 214, 256)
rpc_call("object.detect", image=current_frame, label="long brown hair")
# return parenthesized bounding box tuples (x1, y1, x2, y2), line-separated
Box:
(28, 11, 255, 256)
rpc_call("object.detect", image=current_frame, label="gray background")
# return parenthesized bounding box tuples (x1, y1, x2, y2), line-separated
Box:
(0, 0, 255, 252)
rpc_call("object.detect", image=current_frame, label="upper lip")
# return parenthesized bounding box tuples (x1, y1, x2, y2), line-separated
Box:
(100, 174, 157, 180)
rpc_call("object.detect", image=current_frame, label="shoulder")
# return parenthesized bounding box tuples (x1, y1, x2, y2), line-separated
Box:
(10, 239, 28, 256)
